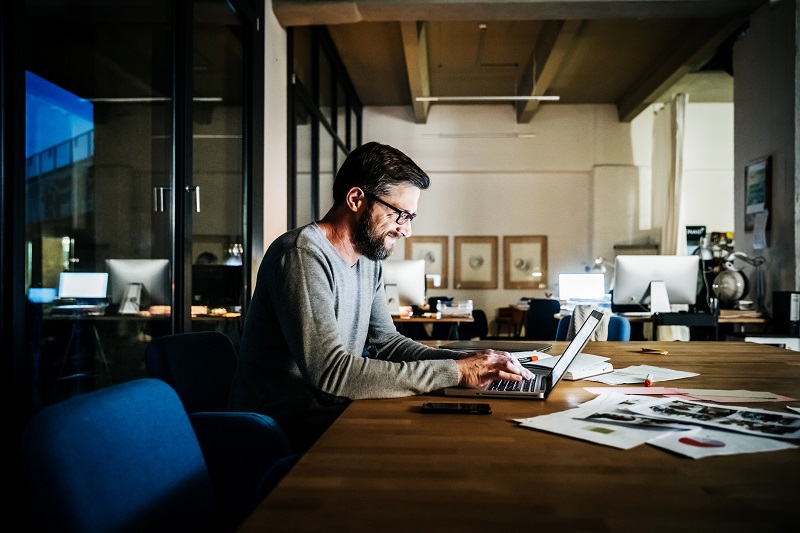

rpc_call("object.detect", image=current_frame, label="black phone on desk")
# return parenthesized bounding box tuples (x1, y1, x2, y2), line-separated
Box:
(421, 402, 491, 414)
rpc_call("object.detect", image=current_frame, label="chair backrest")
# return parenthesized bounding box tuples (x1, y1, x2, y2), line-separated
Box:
(557, 314, 631, 341)
(608, 314, 632, 341)
(555, 315, 570, 341)
(457, 309, 489, 340)
(21, 378, 221, 533)
(145, 331, 238, 413)
(524, 299, 562, 340)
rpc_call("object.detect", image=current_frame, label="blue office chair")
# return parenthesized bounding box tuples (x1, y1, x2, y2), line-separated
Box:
(555, 315, 571, 341)
(21, 378, 294, 533)
(145, 331, 238, 413)
(555, 314, 631, 341)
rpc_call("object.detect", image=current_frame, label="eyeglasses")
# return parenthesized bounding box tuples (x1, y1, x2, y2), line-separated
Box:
(364, 192, 417, 225)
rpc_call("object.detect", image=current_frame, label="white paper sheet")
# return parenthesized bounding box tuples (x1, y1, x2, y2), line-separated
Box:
(647, 427, 796, 459)
(514, 394, 679, 450)
(626, 398, 800, 439)
(584, 364, 698, 385)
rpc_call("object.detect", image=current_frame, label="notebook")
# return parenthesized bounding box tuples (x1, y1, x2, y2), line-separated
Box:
(443, 309, 604, 399)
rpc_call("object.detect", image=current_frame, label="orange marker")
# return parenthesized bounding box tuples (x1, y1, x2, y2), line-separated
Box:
(644, 373, 654, 387)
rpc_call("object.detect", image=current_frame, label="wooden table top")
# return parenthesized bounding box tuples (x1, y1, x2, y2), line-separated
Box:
(240, 341, 800, 532)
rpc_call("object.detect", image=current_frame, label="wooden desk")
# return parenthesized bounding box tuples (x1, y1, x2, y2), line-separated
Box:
(241, 342, 800, 532)
(392, 315, 473, 340)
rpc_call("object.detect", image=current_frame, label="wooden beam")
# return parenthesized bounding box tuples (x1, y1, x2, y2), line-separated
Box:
(400, 21, 431, 124)
(516, 19, 581, 123)
(617, 16, 747, 122)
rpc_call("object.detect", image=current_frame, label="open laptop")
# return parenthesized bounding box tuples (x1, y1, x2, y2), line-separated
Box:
(51, 272, 110, 315)
(444, 309, 604, 399)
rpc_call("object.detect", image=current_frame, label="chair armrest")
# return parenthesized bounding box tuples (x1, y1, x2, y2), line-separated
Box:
(189, 412, 293, 528)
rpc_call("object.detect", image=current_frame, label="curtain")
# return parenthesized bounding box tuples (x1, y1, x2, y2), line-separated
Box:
(653, 93, 688, 255)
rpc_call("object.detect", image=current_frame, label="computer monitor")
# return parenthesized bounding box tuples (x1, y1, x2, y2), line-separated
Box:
(191, 265, 243, 309)
(382, 259, 426, 308)
(612, 255, 700, 312)
(558, 273, 606, 301)
(106, 259, 170, 313)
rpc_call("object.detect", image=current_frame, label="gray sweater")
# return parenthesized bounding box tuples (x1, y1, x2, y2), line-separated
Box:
(229, 223, 460, 450)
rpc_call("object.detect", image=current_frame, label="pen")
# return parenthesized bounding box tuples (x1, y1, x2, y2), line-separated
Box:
(644, 373, 654, 387)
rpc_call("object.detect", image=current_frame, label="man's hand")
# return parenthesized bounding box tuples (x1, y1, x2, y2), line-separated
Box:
(455, 350, 533, 389)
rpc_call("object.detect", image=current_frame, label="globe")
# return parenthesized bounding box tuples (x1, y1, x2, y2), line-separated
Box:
(711, 269, 747, 303)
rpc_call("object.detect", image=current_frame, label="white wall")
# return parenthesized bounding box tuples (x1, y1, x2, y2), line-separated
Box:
(364, 102, 734, 326)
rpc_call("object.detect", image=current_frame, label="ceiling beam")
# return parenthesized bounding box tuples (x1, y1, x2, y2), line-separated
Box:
(515, 19, 581, 123)
(616, 16, 747, 122)
(400, 21, 431, 123)
(272, 0, 765, 27)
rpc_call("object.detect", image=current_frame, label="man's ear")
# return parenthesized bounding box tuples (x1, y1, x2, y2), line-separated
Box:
(345, 187, 364, 213)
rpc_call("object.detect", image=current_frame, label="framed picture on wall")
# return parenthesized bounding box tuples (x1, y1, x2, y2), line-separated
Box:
(405, 236, 448, 289)
(453, 236, 497, 290)
(503, 236, 548, 290)
(744, 155, 771, 232)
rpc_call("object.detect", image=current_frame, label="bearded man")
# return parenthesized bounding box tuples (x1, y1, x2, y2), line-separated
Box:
(229, 142, 530, 452)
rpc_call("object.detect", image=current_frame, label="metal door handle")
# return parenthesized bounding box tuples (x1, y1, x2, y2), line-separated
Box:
(186, 186, 200, 212)
(154, 186, 171, 212)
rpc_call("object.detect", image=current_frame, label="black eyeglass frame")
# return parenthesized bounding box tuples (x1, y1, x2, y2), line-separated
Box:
(364, 192, 417, 224)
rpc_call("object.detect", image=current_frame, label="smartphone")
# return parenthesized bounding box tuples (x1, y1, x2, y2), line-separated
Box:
(420, 402, 491, 414)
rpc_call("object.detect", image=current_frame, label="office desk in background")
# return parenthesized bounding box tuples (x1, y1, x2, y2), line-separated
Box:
(41, 312, 242, 398)
(241, 341, 800, 532)
(392, 315, 473, 340)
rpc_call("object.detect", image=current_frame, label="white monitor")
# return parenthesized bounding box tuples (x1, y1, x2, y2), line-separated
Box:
(558, 273, 606, 301)
(612, 255, 699, 311)
(106, 259, 171, 309)
(382, 259, 426, 308)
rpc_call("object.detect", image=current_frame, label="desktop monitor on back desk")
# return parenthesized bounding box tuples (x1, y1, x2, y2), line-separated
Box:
(382, 260, 426, 315)
(106, 259, 170, 314)
(192, 265, 243, 310)
(612, 255, 699, 313)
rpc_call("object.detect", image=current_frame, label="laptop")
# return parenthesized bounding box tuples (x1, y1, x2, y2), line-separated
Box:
(51, 272, 110, 315)
(441, 340, 552, 353)
(444, 309, 604, 399)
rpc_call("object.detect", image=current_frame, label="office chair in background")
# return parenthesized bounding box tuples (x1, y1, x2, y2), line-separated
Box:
(452, 309, 489, 340)
(556, 314, 632, 341)
(144, 331, 303, 512)
(523, 299, 561, 340)
(144, 331, 238, 413)
(21, 378, 294, 533)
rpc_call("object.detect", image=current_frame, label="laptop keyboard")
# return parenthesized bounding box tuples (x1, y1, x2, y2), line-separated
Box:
(489, 374, 546, 393)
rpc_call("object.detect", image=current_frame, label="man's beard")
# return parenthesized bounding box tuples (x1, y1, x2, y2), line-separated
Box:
(352, 206, 399, 261)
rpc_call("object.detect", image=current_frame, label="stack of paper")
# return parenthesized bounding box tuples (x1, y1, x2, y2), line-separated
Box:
(520, 352, 613, 380)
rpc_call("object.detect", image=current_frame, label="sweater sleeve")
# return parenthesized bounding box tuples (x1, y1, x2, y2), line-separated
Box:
(268, 246, 459, 401)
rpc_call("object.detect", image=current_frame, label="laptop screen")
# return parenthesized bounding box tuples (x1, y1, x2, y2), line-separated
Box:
(57, 272, 109, 299)
(550, 310, 603, 386)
